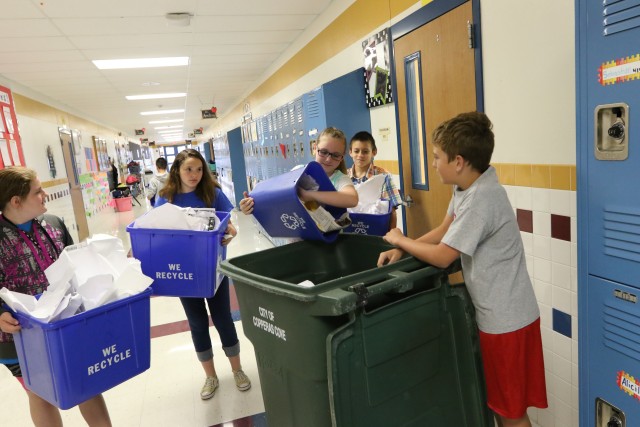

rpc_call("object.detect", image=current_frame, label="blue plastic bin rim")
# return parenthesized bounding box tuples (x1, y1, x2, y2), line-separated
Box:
(8, 287, 152, 330)
(250, 161, 335, 194)
(125, 210, 231, 235)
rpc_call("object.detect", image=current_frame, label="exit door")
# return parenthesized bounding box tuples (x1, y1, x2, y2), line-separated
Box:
(577, 1, 640, 426)
(392, 1, 480, 238)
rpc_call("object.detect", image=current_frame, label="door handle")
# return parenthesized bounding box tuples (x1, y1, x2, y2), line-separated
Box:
(405, 194, 414, 208)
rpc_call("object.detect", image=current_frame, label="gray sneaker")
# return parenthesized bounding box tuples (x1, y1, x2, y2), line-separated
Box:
(200, 376, 219, 400)
(233, 369, 251, 391)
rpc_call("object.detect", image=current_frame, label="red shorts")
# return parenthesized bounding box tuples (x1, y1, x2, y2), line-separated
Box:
(478, 318, 548, 419)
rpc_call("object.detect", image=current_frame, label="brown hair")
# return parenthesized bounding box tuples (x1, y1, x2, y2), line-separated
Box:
(0, 166, 37, 211)
(432, 111, 494, 173)
(158, 149, 221, 207)
(317, 127, 348, 174)
(350, 130, 377, 152)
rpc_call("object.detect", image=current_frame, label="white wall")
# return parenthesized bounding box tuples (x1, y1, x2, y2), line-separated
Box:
(481, 0, 576, 165)
(17, 115, 67, 181)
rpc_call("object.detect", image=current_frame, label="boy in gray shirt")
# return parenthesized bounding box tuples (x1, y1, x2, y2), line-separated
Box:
(378, 112, 547, 427)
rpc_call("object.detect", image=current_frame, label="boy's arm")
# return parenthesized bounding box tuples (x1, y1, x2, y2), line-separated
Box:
(378, 214, 458, 268)
(298, 186, 358, 208)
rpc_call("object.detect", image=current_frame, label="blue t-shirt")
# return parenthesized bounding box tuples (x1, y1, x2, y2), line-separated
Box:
(155, 188, 233, 212)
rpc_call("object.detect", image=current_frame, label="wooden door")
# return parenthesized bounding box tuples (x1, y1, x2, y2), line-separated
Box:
(394, 2, 477, 238)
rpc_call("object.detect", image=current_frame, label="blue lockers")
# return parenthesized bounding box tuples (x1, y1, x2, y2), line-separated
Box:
(242, 67, 371, 182)
(577, 0, 640, 426)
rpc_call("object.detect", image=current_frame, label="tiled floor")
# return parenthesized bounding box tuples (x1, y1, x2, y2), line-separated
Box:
(1, 200, 541, 427)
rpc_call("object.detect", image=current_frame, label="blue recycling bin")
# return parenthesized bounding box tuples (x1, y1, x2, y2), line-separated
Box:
(343, 204, 392, 236)
(249, 161, 347, 242)
(11, 288, 152, 409)
(127, 211, 230, 297)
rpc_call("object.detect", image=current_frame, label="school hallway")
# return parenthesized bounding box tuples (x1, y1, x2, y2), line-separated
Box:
(0, 199, 544, 427)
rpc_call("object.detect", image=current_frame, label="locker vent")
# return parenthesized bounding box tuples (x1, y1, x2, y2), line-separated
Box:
(603, 207, 640, 262)
(306, 94, 321, 119)
(603, 0, 640, 36)
(603, 300, 640, 361)
(295, 99, 303, 124)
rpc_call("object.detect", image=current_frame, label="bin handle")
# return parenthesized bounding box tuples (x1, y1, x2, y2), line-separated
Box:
(307, 266, 443, 316)
(319, 266, 442, 313)
(350, 267, 440, 296)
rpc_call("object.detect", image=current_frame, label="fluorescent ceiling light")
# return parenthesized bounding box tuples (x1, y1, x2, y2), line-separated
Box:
(149, 119, 184, 124)
(140, 109, 184, 116)
(155, 125, 183, 130)
(93, 57, 189, 70)
(158, 130, 183, 134)
(126, 93, 186, 101)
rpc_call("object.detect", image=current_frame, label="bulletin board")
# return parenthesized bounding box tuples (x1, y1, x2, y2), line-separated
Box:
(0, 85, 25, 169)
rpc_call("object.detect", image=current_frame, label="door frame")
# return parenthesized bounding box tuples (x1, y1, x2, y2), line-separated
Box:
(390, 0, 485, 233)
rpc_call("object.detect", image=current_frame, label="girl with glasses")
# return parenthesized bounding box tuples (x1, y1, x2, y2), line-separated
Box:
(239, 127, 358, 215)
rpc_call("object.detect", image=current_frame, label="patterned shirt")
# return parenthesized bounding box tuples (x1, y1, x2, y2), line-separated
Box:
(0, 214, 73, 359)
(347, 164, 403, 207)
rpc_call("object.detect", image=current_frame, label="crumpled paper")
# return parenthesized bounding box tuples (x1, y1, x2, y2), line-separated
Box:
(132, 203, 221, 231)
(348, 174, 391, 215)
(0, 234, 152, 323)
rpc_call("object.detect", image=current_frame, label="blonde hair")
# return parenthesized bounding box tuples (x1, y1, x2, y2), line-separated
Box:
(317, 127, 347, 174)
(0, 166, 37, 211)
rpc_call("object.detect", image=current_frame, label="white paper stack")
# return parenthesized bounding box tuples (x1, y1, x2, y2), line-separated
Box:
(0, 234, 153, 323)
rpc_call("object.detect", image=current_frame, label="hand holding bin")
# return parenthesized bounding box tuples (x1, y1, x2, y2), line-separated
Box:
(248, 161, 348, 243)
(8, 288, 152, 410)
(127, 210, 230, 297)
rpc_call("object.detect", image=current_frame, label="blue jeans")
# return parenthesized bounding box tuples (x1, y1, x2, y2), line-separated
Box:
(179, 277, 240, 362)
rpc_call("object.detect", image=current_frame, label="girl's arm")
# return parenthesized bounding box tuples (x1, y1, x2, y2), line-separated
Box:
(298, 185, 358, 208)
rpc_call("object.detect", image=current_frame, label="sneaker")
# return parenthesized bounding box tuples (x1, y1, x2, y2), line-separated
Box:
(200, 376, 219, 400)
(233, 369, 252, 391)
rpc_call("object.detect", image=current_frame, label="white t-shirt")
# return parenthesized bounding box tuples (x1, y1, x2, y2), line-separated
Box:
(328, 170, 353, 191)
(441, 166, 539, 334)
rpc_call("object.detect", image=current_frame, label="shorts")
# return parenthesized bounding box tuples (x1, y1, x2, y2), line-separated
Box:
(478, 318, 548, 419)
(3, 362, 25, 388)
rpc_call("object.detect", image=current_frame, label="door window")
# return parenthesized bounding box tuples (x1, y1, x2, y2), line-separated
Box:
(404, 52, 429, 190)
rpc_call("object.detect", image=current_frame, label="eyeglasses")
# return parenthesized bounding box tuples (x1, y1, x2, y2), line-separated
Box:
(317, 148, 344, 161)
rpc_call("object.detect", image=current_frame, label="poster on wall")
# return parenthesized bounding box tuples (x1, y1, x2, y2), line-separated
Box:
(363, 28, 393, 108)
(9, 140, 22, 166)
(0, 85, 24, 168)
(0, 139, 11, 166)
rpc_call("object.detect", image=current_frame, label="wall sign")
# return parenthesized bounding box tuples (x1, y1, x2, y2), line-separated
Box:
(598, 53, 640, 86)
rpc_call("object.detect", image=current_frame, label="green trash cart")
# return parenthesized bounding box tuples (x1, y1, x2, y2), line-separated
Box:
(220, 234, 492, 427)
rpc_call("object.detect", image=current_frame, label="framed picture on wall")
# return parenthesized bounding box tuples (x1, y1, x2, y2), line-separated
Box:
(363, 28, 393, 108)
(92, 136, 109, 171)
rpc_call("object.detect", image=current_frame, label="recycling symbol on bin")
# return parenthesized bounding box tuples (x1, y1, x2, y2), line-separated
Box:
(281, 213, 300, 230)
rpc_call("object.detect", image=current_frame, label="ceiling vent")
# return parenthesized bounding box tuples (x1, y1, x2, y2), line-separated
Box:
(165, 12, 192, 27)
